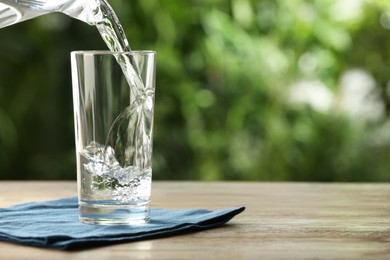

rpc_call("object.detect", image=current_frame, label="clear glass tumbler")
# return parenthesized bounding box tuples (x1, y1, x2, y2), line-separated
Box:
(71, 50, 156, 224)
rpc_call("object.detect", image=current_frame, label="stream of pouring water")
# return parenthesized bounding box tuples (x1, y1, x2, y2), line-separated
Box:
(79, 0, 153, 202)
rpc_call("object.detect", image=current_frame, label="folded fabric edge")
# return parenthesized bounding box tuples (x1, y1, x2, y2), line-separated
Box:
(63, 206, 246, 250)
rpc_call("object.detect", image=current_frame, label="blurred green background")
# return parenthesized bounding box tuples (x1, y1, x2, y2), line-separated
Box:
(1, 0, 390, 181)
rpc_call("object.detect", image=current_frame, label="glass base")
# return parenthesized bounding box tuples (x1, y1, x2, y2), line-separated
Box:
(79, 201, 150, 225)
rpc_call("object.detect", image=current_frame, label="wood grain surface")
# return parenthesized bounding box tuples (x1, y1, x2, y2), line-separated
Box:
(0, 181, 389, 259)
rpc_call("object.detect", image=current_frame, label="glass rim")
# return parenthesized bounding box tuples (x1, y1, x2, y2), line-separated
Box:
(71, 50, 156, 55)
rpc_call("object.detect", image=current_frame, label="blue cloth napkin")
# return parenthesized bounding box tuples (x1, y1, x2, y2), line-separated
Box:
(0, 197, 244, 250)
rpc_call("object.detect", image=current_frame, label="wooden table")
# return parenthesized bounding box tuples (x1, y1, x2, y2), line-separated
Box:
(0, 181, 389, 259)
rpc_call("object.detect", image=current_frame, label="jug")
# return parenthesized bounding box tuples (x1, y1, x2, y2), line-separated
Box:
(0, 0, 130, 51)
(0, 0, 102, 29)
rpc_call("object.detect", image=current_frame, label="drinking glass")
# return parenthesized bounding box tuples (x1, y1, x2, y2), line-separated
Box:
(71, 50, 156, 224)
